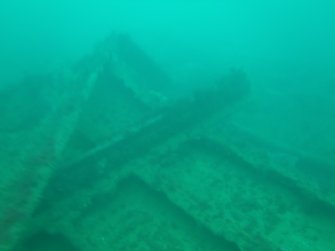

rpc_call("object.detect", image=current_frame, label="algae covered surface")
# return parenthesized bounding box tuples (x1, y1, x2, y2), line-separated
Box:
(1, 1, 335, 251)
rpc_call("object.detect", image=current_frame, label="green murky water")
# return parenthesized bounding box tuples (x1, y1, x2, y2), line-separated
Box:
(1, 1, 335, 251)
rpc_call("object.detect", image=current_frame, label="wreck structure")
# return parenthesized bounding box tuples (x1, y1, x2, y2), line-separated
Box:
(0, 34, 334, 251)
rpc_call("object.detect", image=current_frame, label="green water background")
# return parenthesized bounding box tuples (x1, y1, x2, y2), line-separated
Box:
(1, 0, 334, 92)
(1, 0, 334, 158)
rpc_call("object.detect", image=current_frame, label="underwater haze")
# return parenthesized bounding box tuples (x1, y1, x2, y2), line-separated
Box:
(1, 1, 335, 251)
(1, 1, 335, 89)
